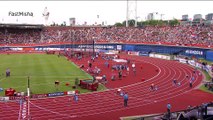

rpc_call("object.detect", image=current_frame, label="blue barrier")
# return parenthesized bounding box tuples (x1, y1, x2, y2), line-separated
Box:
(206, 50, 213, 61)
(1, 43, 211, 59)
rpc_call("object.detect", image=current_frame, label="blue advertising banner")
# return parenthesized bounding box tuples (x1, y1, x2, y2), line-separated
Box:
(2, 43, 210, 60)
(206, 50, 213, 61)
(48, 92, 64, 97)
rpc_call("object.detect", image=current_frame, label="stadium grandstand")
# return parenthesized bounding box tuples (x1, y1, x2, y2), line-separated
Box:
(0, 1, 213, 120)
(0, 24, 213, 48)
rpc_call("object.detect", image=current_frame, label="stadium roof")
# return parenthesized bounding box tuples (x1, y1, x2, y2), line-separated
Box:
(0, 23, 44, 29)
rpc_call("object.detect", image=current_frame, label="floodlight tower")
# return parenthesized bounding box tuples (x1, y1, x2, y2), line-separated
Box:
(126, 0, 138, 27)
(135, 0, 138, 27)
(126, 0, 129, 27)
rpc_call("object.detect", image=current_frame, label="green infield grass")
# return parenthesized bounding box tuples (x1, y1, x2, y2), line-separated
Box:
(0, 54, 103, 96)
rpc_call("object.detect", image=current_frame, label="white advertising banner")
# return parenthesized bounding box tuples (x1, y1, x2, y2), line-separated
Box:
(149, 53, 171, 60)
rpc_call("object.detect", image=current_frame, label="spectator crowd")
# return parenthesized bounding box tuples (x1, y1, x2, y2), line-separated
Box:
(0, 25, 213, 48)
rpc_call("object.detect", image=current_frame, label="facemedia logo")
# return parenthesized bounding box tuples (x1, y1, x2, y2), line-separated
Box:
(8, 11, 33, 17)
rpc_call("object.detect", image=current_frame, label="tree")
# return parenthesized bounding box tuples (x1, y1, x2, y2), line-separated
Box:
(168, 19, 180, 26)
(140, 20, 166, 26)
(113, 19, 179, 27)
(141, 20, 149, 26)
(157, 20, 165, 26)
(137, 21, 143, 27)
(63, 21, 66, 26)
(149, 20, 158, 26)
(122, 19, 136, 27)
(114, 22, 123, 27)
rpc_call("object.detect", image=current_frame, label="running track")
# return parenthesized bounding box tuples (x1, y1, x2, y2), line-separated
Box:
(0, 54, 212, 120)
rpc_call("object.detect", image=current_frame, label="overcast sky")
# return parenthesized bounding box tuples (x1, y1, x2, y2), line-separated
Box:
(0, 1, 212, 25)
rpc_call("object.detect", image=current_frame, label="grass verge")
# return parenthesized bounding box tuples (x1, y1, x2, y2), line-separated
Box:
(199, 70, 213, 94)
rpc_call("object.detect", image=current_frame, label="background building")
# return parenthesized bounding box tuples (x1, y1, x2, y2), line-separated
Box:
(193, 14, 202, 20)
(147, 13, 154, 20)
(205, 13, 213, 20)
(182, 14, 189, 21)
(205, 13, 213, 25)
(69, 18, 76, 26)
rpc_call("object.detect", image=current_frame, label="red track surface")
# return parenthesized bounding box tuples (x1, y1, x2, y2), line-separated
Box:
(0, 54, 212, 120)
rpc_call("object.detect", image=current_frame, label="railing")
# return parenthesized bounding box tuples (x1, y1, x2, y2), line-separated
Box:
(0, 41, 212, 49)
(120, 102, 213, 120)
